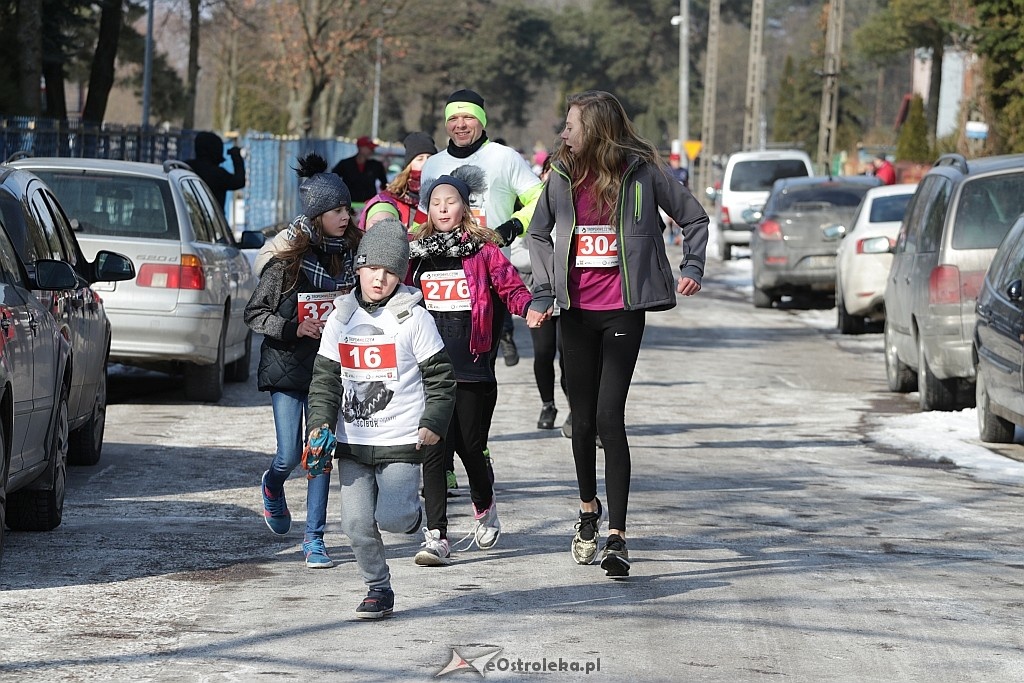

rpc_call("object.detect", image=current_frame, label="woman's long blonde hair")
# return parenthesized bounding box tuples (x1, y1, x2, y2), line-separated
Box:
(385, 165, 412, 196)
(550, 90, 662, 219)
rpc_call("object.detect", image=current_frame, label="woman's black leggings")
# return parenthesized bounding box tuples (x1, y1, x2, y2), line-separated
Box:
(559, 307, 646, 531)
(422, 381, 496, 536)
(531, 315, 566, 404)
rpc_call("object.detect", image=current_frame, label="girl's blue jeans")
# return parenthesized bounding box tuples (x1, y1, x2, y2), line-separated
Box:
(263, 390, 330, 539)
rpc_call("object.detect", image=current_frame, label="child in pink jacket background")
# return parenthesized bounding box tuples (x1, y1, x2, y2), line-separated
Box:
(407, 165, 532, 566)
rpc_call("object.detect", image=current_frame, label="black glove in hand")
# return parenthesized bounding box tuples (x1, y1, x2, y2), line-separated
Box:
(495, 218, 524, 245)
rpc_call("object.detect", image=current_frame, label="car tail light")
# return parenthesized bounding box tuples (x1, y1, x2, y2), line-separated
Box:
(960, 270, 986, 301)
(758, 220, 783, 241)
(137, 254, 206, 290)
(929, 265, 961, 305)
(720, 206, 731, 227)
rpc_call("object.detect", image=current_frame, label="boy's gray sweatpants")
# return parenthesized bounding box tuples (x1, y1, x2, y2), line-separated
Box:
(337, 458, 422, 591)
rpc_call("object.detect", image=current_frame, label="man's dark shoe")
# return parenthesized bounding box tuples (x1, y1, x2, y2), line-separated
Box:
(499, 332, 519, 366)
(538, 402, 558, 430)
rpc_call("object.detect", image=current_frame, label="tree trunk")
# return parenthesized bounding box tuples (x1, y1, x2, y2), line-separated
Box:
(184, 0, 200, 130)
(17, 0, 42, 115)
(82, 0, 123, 125)
(926, 41, 944, 143)
(42, 60, 68, 120)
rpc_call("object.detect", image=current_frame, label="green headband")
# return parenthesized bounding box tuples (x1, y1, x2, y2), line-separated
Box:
(444, 101, 487, 128)
(366, 202, 401, 221)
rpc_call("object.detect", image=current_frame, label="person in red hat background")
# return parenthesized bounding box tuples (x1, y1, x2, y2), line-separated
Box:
(332, 135, 390, 206)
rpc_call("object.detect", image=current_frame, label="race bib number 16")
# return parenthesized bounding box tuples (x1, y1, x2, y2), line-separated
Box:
(297, 292, 336, 322)
(574, 225, 619, 268)
(338, 334, 399, 382)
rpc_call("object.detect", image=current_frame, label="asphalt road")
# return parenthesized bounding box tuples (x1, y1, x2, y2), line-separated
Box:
(2, 252, 1023, 682)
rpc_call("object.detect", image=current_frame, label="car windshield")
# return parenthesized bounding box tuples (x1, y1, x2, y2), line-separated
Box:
(33, 171, 179, 240)
(770, 183, 872, 213)
(952, 172, 1024, 249)
(730, 160, 809, 192)
(869, 194, 913, 223)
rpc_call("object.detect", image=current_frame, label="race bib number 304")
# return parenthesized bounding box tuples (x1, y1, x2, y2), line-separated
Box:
(298, 292, 336, 322)
(574, 225, 619, 268)
(420, 269, 471, 311)
(338, 334, 399, 382)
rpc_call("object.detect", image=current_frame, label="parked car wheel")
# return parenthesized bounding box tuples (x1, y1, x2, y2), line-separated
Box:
(184, 322, 225, 402)
(68, 367, 106, 466)
(0, 417, 7, 566)
(836, 286, 864, 335)
(976, 371, 1015, 443)
(225, 330, 252, 383)
(6, 382, 69, 531)
(884, 319, 917, 393)
(719, 237, 732, 262)
(752, 286, 772, 309)
(918, 336, 957, 411)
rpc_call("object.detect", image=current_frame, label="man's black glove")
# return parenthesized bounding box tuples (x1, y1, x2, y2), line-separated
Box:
(494, 218, 524, 246)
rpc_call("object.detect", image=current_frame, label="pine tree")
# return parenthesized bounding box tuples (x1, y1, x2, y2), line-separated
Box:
(896, 94, 931, 162)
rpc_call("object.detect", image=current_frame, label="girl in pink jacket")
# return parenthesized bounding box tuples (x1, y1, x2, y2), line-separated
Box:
(408, 165, 532, 566)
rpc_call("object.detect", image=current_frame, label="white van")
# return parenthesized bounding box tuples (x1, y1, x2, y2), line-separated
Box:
(716, 150, 814, 260)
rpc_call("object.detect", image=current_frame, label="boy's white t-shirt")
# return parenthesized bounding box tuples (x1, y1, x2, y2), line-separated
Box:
(317, 302, 444, 446)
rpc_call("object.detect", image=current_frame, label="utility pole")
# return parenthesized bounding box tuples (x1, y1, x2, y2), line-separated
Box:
(677, 0, 689, 146)
(742, 0, 765, 151)
(817, 0, 845, 174)
(698, 0, 721, 200)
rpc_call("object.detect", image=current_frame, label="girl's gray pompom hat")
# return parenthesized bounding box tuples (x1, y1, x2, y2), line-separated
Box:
(296, 153, 352, 219)
(419, 164, 488, 212)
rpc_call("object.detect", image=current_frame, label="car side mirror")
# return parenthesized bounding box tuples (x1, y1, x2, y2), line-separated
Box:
(238, 230, 266, 249)
(822, 223, 846, 241)
(93, 251, 136, 282)
(32, 259, 79, 290)
(1007, 279, 1023, 303)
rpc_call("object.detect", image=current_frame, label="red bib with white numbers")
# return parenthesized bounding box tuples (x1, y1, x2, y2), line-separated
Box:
(297, 292, 336, 322)
(338, 334, 399, 382)
(574, 225, 619, 268)
(420, 269, 471, 312)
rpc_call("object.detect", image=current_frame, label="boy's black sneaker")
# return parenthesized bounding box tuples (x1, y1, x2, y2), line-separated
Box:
(538, 402, 558, 430)
(570, 498, 605, 565)
(600, 534, 630, 578)
(355, 587, 395, 619)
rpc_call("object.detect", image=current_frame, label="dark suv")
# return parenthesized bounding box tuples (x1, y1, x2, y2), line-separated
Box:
(973, 214, 1024, 442)
(883, 153, 1024, 411)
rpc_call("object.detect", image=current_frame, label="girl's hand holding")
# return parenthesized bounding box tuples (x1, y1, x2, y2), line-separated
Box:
(526, 308, 550, 328)
(297, 318, 325, 339)
(416, 428, 441, 449)
(677, 277, 701, 296)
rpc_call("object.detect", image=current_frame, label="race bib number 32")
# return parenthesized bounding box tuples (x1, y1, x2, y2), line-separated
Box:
(574, 225, 619, 268)
(297, 292, 336, 322)
(420, 269, 471, 311)
(338, 334, 399, 382)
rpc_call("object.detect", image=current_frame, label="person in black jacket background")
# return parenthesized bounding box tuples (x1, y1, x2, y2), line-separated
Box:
(186, 131, 246, 217)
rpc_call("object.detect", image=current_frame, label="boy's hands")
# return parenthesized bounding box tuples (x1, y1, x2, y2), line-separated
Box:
(302, 423, 336, 479)
(416, 428, 441, 450)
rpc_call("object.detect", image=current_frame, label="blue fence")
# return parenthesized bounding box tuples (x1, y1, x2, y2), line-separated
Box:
(1, 116, 404, 232)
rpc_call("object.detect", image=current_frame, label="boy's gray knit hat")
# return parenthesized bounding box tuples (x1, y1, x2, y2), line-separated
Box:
(355, 217, 409, 280)
(296, 153, 352, 218)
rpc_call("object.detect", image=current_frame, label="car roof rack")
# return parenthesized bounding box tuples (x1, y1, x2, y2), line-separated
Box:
(933, 153, 968, 174)
(4, 150, 31, 163)
(163, 159, 192, 173)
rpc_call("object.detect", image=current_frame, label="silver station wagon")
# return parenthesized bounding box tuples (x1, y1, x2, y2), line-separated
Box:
(12, 158, 263, 402)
